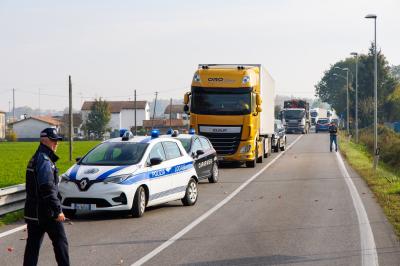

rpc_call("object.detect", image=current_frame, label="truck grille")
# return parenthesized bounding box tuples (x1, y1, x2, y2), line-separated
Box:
(200, 132, 241, 155)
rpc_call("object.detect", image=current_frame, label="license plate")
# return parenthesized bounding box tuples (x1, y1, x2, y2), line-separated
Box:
(74, 203, 91, 210)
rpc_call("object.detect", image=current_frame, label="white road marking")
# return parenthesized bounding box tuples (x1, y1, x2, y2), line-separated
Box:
(131, 135, 303, 266)
(0, 224, 26, 239)
(336, 151, 379, 266)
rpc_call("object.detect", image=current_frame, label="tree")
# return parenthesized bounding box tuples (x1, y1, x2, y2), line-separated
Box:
(315, 43, 399, 128)
(84, 98, 111, 139)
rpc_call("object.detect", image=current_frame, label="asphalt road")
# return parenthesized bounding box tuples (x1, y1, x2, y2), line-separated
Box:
(1, 133, 400, 266)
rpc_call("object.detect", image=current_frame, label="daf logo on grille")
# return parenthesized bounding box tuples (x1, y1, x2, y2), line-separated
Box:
(79, 178, 90, 190)
(84, 168, 99, 174)
(212, 128, 227, 133)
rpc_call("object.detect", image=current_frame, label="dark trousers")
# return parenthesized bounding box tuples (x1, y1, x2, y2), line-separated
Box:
(330, 134, 338, 151)
(24, 220, 70, 266)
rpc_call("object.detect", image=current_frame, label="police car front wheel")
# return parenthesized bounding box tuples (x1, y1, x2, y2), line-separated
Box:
(132, 186, 146, 218)
(182, 178, 198, 206)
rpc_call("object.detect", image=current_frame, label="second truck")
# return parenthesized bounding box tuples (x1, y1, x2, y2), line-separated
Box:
(281, 99, 310, 134)
(183, 64, 275, 168)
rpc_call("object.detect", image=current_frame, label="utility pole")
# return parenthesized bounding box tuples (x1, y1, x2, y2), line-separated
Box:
(351, 52, 359, 143)
(169, 98, 172, 128)
(346, 69, 349, 135)
(12, 88, 15, 121)
(69, 76, 73, 161)
(134, 89, 137, 135)
(152, 92, 158, 129)
(365, 14, 379, 169)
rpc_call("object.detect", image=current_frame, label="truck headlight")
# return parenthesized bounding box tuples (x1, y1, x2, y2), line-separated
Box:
(240, 144, 252, 153)
(60, 174, 70, 182)
(103, 174, 131, 184)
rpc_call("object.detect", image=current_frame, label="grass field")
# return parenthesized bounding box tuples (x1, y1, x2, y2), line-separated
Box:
(0, 141, 100, 188)
(339, 136, 400, 238)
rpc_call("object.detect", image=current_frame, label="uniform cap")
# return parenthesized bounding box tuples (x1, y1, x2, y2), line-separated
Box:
(40, 128, 62, 141)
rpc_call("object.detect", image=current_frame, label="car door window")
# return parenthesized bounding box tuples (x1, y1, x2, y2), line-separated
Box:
(199, 137, 211, 151)
(147, 143, 166, 165)
(162, 141, 182, 160)
(192, 138, 203, 154)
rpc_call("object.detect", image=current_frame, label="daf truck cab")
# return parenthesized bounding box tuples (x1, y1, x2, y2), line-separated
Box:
(184, 64, 275, 168)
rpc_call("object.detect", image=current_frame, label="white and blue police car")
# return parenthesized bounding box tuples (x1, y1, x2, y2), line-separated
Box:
(58, 130, 198, 218)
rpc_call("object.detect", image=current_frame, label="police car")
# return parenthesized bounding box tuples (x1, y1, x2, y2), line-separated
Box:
(162, 130, 219, 183)
(58, 130, 199, 218)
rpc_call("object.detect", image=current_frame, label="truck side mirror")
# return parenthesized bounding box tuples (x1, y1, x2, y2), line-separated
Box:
(184, 92, 190, 105)
(256, 94, 262, 106)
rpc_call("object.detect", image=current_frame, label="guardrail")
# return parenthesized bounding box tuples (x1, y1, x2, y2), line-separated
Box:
(0, 184, 26, 216)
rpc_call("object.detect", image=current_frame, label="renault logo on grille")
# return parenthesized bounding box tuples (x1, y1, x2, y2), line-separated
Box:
(79, 178, 90, 190)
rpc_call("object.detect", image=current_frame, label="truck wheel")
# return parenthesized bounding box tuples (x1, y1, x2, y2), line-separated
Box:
(263, 138, 268, 158)
(131, 186, 146, 218)
(208, 163, 219, 183)
(182, 178, 198, 206)
(257, 143, 263, 163)
(246, 160, 256, 168)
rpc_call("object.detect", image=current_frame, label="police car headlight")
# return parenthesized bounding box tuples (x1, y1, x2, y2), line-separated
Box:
(240, 144, 252, 153)
(103, 174, 131, 184)
(60, 174, 70, 182)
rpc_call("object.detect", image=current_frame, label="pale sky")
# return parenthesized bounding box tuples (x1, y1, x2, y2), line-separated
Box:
(0, 0, 398, 112)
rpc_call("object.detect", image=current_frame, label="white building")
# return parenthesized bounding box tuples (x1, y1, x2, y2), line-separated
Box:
(164, 104, 188, 120)
(81, 101, 150, 131)
(11, 116, 61, 141)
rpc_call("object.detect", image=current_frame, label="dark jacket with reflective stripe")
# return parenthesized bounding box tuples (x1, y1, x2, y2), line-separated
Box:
(24, 144, 61, 223)
(329, 124, 338, 136)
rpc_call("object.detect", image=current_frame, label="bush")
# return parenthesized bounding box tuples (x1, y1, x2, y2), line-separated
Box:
(5, 131, 17, 142)
(359, 125, 400, 170)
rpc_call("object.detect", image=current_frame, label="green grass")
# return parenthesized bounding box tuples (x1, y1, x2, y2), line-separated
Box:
(339, 136, 400, 238)
(0, 210, 24, 226)
(0, 141, 100, 188)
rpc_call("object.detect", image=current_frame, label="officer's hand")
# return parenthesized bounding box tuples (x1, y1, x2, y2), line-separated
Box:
(55, 212, 66, 222)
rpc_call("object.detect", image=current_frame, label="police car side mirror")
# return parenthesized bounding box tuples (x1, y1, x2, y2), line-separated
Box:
(150, 157, 163, 166)
(75, 157, 82, 163)
(196, 150, 205, 156)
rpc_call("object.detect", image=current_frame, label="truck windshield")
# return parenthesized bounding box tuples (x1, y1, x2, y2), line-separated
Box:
(80, 142, 148, 166)
(311, 111, 318, 117)
(191, 87, 252, 115)
(284, 110, 305, 119)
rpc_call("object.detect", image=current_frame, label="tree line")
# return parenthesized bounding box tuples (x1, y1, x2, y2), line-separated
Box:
(315, 43, 400, 129)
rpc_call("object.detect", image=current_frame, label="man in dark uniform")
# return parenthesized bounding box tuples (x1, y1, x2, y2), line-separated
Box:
(329, 121, 338, 152)
(23, 128, 70, 266)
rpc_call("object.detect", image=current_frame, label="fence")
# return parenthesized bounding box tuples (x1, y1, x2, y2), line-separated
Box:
(0, 184, 26, 216)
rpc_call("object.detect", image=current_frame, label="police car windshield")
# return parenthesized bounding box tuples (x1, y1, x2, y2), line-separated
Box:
(80, 142, 148, 166)
(177, 138, 191, 153)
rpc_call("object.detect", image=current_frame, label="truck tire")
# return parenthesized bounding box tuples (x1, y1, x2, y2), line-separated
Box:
(263, 138, 268, 158)
(131, 186, 146, 218)
(246, 160, 256, 168)
(257, 143, 263, 163)
(182, 178, 198, 206)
